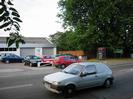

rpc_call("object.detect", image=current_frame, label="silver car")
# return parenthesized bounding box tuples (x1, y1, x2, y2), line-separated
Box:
(43, 62, 114, 96)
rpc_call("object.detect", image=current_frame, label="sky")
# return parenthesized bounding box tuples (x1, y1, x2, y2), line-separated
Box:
(0, 0, 64, 37)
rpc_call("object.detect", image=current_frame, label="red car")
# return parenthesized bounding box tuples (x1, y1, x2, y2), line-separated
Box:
(41, 55, 55, 66)
(53, 56, 80, 68)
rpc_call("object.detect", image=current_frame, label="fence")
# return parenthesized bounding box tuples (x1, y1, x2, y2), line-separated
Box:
(58, 50, 96, 59)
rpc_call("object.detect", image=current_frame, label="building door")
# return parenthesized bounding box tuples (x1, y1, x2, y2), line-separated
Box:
(20, 48, 35, 57)
(42, 48, 54, 55)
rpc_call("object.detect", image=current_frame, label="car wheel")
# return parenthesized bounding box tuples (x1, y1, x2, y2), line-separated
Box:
(30, 63, 33, 67)
(104, 79, 112, 88)
(21, 60, 24, 63)
(5, 60, 10, 64)
(54, 65, 58, 68)
(60, 64, 66, 69)
(24, 62, 27, 66)
(63, 85, 75, 97)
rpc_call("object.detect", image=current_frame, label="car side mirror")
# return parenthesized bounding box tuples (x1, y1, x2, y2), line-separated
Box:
(80, 71, 96, 77)
(80, 72, 88, 77)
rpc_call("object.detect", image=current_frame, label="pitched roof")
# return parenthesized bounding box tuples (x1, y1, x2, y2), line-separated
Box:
(0, 37, 55, 48)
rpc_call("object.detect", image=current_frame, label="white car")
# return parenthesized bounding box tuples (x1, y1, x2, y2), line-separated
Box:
(43, 62, 114, 96)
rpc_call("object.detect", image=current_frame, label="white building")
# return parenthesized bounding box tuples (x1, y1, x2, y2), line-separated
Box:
(0, 37, 56, 57)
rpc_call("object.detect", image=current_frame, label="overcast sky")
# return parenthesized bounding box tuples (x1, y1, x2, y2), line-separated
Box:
(0, 0, 64, 37)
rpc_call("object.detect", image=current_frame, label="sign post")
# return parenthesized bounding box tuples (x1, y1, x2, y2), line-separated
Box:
(114, 49, 123, 58)
(35, 48, 42, 57)
(97, 47, 106, 60)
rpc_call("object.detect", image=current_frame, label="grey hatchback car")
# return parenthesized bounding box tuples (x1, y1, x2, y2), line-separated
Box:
(43, 62, 114, 96)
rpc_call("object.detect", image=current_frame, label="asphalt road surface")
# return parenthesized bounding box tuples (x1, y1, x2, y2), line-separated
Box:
(0, 63, 133, 99)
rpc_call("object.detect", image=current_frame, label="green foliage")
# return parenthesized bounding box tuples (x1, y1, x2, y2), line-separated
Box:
(6, 33, 25, 48)
(57, 0, 133, 56)
(50, 31, 80, 50)
(0, 0, 23, 48)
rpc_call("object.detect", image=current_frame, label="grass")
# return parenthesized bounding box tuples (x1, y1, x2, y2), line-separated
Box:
(87, 58, 133, 65)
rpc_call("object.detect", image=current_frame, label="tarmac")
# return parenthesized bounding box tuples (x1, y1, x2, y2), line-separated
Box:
(0, 58, 133, 73)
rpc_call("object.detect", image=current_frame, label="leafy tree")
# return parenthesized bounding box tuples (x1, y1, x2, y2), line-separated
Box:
(50, 31, 77, 50)
(58, 0, 133, 57)
(0, 0, 24, 48)
(49, 32, 63, 47)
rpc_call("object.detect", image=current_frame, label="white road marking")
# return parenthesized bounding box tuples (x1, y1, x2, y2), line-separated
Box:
(0, 75, 13, 78)
(0, 84, 33, 91)
(0, 69, 24, 73)
(120, 68, 133, 72)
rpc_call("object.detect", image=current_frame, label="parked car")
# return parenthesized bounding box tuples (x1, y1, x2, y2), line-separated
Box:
(41, 55, 55, 66)
(53, 56, 80, 68)
(43, 62, 114, 96)
(0, 53, 6, 61)
(1, 53, 24, 63)
(24, 55, 42, 67)
(0, 53, 13, 61)
(55, 54, 74, 57)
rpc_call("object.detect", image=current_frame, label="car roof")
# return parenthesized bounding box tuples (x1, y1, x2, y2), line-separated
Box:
(26, 55, 36, 57)
(74, 62, 105, 67)
(0, 53, 12, 55)
(57, 55, 73, 58)
(55, 54, 73, 57)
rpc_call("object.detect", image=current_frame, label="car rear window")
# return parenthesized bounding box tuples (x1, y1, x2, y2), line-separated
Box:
(33, 56, 40, 59)
(55, 57, 60, 60)
(84, 65, 97, 74)
(64, 57, 70, 60)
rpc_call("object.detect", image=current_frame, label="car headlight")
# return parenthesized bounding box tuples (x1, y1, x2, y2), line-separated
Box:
(53, 81, 60, 85)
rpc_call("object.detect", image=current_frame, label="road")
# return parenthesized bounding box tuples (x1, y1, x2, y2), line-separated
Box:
(0, 63, 133, 99)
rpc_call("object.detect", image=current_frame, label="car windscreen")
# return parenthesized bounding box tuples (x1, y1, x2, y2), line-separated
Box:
(33, 56, 40, 59)
(55, 57, 60, 60)
(62, 63, 83, 75)
(43, 55, 55, 59)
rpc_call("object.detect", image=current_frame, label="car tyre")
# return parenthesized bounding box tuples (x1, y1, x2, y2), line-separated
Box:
(60, 64, 66, 69)
(5, 60, 10, 64)
(30, 63, 33, 67)
(24, 62, 27, 66)
(104, 79, 112, 88)
(21, 60, 24, 63)
(63, 85, 75, 97)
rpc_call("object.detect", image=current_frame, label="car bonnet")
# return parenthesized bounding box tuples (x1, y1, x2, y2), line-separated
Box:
(44, 72, 76, 83)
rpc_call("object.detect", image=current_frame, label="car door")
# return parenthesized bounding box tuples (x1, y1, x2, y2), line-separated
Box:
(9, 54, 16, 62)
(14, 55, 22, 62)
(95, 64, 108, 85)
(70, 56, 77, 64)
(66, 56, 77, 65)
(79, 65, 99, 89)
(63, 56, 71, 66)
(7, 54, 14, 62)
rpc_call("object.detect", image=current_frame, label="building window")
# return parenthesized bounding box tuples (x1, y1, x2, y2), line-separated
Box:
(5, 48, 8, 51)
(0, 48, 17, 51)
(12, 48, 16, 51)
(0, 48, 4, 51)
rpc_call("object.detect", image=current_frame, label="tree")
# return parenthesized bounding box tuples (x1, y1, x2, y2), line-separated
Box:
(50, 31, 79, 51)
(0, 0, 24, 48)
(58, 0, 133, 57)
